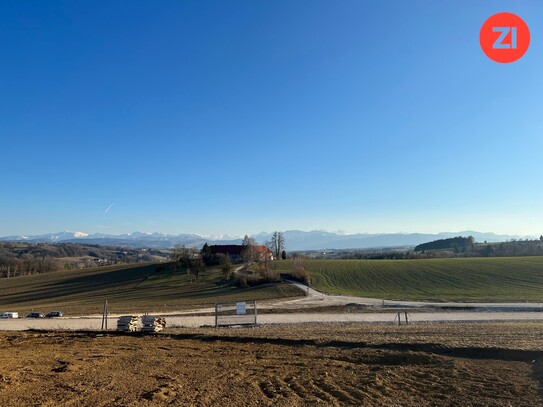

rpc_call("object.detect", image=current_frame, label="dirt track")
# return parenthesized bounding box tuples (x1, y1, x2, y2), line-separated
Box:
(0, 323, 541, 406)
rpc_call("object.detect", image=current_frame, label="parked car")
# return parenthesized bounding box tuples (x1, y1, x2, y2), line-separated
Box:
(27, 312, 45, 318)
(1, 312, 19, 319)
(46, 311, 64, 318)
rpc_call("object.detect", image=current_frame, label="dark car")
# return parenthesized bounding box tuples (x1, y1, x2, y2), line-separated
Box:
(46, 311, 64, 318)
(27, 312, 45, 318)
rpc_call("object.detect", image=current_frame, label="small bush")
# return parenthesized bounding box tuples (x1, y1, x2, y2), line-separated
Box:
(256, 262, 280, 283)
(233, 273, 248, 287)
(292, 259, 310, 284)
(233, 262, 279, 287)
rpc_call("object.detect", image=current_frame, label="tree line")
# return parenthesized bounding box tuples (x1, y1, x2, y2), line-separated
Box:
(292, 236, 543, 259)
(414, 236, 475, 252)
(0, 242, 167, 278)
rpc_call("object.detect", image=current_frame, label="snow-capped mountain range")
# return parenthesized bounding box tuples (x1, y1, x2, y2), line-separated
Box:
(0, 230, 531, 250)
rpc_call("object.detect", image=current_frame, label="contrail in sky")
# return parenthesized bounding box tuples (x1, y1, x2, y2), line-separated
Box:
(104, 203, 115, 214)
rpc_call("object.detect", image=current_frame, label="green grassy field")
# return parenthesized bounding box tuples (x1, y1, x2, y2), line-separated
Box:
(3, 256, 542, 314)
(271, 257, 543, 302)
(0, 263, 302, 315)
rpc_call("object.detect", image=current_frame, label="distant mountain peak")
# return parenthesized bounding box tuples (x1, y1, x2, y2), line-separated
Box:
(0, 229, 532, 250)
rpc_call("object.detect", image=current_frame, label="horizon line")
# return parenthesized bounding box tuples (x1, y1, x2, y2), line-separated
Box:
(0, 229, 537, 240)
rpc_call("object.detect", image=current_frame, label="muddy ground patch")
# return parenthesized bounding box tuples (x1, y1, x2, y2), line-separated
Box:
(0, 322, 541, 406)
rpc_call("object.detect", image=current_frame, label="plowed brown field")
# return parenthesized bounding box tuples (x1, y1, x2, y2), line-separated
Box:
(0, 322, 541, 406)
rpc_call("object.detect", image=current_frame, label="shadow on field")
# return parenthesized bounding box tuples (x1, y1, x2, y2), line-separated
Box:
(163, 332, 541, 361)
(0, 264, 295, 309)
(162, 332, 543, 395)
(22, 329, 543, 397)
(32, 330, 543, 366)
(0, 264, 154, 305)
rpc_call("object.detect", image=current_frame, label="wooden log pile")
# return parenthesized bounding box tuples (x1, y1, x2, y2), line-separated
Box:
(141, 315, 166, 333)
(116, 315, 140, 332)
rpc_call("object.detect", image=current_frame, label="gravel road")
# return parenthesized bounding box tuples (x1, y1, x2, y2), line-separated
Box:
(0, 311, 541, 331)
(279, 280, 543, 311)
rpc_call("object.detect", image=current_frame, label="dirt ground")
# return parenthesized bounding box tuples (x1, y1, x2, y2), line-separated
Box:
(0, 322, 541, 406)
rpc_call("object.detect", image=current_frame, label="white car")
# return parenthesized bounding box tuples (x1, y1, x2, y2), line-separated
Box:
(0, 312, 19, 319)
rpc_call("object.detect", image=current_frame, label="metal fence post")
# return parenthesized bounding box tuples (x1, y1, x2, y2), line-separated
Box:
(101, 299, 108, 331)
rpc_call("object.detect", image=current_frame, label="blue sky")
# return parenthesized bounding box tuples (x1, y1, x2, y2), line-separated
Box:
(1, 1, 542, 236)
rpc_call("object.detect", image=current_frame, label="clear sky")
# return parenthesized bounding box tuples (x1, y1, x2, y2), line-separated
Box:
(1, 1, 542, 237)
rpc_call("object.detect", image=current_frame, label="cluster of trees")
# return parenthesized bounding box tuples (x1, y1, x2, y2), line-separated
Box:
(414, 236, 475, 252)
(0, 242, 164, 260)
(0, 257, 58, 278)
(413, 236, 543, 258)
(477, 238, 543, 257)
(170, 245, 205, 278)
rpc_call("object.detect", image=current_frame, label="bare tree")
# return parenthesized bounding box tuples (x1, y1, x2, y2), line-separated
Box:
(171, 245, 201, 274)
(219, 253, 232, 280)
(241, 234, 257, 264)
(243, 235, 256, 246)
(267, 231, 285, 260)
(170, 244, 186, 263)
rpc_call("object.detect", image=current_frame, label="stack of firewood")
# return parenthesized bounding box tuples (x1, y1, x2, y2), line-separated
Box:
(141, 315, 166, 333)
(116, 315, 140, 332)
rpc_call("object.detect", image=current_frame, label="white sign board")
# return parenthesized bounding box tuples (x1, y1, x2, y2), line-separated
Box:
(236, 302, 247, 315)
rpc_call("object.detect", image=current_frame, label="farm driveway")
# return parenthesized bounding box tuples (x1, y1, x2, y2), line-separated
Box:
(277, 280, 543, 311)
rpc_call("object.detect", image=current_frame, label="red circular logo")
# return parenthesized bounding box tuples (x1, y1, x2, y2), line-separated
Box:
(480, 12, 530, 63)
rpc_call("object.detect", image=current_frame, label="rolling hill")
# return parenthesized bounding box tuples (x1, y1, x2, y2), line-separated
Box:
(0, 263, 301, 315)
